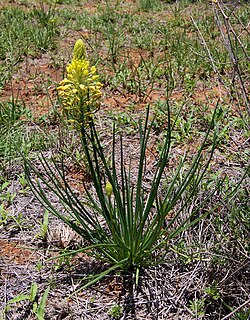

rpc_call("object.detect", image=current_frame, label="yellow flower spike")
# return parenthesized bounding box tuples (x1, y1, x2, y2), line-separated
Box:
(73, 39, 86, 61)
(57, 39, 103, 126)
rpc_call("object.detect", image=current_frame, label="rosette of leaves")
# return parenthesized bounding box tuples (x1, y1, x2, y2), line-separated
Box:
(24, 103, 220, 292)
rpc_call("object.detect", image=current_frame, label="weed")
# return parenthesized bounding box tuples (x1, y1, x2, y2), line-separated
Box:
(204, 282, 220, 301)
(108, 110, 139, 135)
(0, 203, 10, 226)
(0, 208, 24, 230)
(18, 173, 30, 195)
(6, 283, 49, 320)
(108, 303, 123, 319)
(138, 0, 162, 12)
(0, 178, 25, 229)
(189, 298, 205, 318)
(0, 189, 16, 206)
(0, 5, 59, 86)
(36, 210, 49, 241)
(0, 99, 27, 125)
(52, 248, 73, 272)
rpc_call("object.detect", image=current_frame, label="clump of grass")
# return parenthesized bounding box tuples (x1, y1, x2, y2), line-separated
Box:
(0, 5, 59, 88)
(138, 0, 162, 12)
(0, 98, 57, 177)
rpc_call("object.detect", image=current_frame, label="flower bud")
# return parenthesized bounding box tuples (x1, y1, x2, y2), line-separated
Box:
(105, 181, 113, 198)
(73, 39, 86, 61)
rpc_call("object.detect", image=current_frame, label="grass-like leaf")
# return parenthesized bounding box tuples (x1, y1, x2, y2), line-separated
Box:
(24, 105, 218, 289)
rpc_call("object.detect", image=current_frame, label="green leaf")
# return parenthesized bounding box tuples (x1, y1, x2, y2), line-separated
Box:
(36, 287, 49, 320)
(32, 301, 38, 314)
(7, 294, 30, 305)
(29, 282, 38, 302)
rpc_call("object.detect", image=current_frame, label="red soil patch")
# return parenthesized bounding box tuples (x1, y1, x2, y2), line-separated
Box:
(66, 170, 87, 193)
(120, 48, 150, 68)
(103, 83, 228, 110)
(0, 239, 37, 265)
(1, 54, 62, 118)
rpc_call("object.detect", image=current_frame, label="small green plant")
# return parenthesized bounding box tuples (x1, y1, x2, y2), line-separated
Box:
(189, 298, 205, 318)
(108, 110, 139, 135)
(36, 260, 44, 273)
(0, 182, 16, 206)
(139, 0, 161, 12)
(108, 303, 123, 319)
(0, 99, 28, 174)
(101, 15, 125, 70)
(52, 249, 74, 272)
(232, 310, 250, 320)
(6, 283, 49, 320)
(0, 191, 16, 206)
(36, 210, 49, 241)
(0, 203, 24, 229)
(0, 100, 26, 125)
(18, 173, 30, 195)
(204, 282, 220, 301)
(0, 203, 9, 225)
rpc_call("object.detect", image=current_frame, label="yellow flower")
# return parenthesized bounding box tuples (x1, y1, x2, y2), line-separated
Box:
(57, 39, 103, 126)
